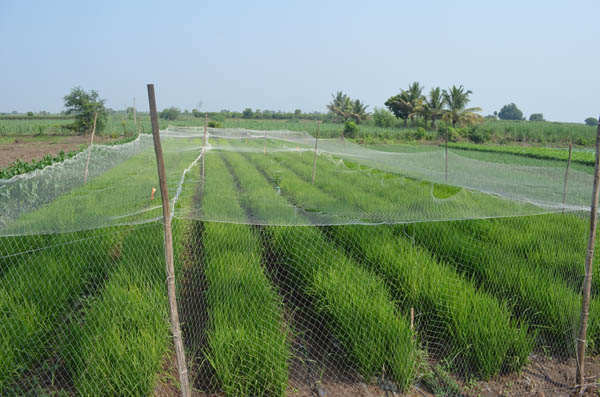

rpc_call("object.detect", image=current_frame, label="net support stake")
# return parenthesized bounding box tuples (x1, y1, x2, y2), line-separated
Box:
(576, 116, 600, 393)
(133, 96, 137, 126)
(445, 138, 448, 182)
(147, 84, 191, 397)
(83, 112, 97, 185)
(562, 142, 572, 213)
(312, 121, 321, 185)
(202, 113, 207, 191)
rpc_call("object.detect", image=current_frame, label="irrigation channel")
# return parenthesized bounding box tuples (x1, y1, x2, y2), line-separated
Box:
(1, 129, 599, 396)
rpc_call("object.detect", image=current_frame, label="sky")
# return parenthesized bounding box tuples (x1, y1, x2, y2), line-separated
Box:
(1, 0, 598, 123)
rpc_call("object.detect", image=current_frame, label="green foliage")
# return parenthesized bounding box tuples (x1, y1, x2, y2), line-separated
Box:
(529, 113, 544, 122)
(498, 103, 524, 121)
(0, 150, 80, 179)
(208, 121, 223, 128)
(467, 125, 492, 143)
(327, 92, 369, 123)
(373, 107, 396, 127)
(159, 107, 180, 120)
(343, 120, 358, 138)
(242, 108, 254, 118)
(63, 86, 107, 134)
(446, 142, 594, 166)
(26, 111, 34, 117)
(585, 117, 599, 127)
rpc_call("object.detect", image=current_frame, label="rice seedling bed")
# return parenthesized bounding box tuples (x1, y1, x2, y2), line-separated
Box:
(219, 149, 418, 390)
(242, 150, 532, 379)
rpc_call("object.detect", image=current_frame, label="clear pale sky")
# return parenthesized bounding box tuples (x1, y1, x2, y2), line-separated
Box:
(1, 0, 598, 122)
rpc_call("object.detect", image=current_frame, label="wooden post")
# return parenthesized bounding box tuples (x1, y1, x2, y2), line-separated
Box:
(264, 130, 267, 155)
(202, 113, 207, 190)
(312, 121, 320, 185)
(562, 142, 573, 213)
(410, 307, 414, 331)
(445, 138, 448, 182)
(147, 84, 191, 397)
(133, 97, 137, 126)
(83, 112, 97, 185)
(576, 117, 600, 392)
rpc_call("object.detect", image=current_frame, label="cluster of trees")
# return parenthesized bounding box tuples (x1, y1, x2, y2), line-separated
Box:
(585, 117, 599, 127)
(326, 92, 369, 123)
(383, 83, 481, 129)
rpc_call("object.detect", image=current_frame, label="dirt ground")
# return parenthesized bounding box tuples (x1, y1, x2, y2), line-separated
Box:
(153, 352, 600, 397)
(0, 134, 118, 167)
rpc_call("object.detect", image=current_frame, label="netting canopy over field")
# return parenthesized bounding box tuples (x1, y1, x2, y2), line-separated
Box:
(0, 126, 593, 235)
(1, 126, 599, 396)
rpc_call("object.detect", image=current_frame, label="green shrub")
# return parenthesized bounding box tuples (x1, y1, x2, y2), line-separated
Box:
(344, 121, 358, 138)
(208, 121, 223, 128)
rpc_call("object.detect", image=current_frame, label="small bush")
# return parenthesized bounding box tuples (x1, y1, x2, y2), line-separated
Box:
(468, 126, 491, 143)
(344, 121, 358, 138)
(207, 121, 223, 128)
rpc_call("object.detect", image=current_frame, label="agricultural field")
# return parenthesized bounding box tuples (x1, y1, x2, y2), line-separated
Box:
(2, 125, 599, 396)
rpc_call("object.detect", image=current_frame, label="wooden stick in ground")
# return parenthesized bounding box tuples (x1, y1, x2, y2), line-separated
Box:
(562, 142, 573, 213)
(312, 121, 321, 185)
(83, 112, 97, 185)
(202, 113, 207, 191)
(133, 97, 137, 126)
(147, 84, 191, 397)
(264, 130, 267, 155)
(576, 117, 600, 393)
(445, 138, 448, 182)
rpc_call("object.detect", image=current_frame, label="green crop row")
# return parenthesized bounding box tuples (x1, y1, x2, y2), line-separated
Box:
(219, 149, 418, 390)
(447, 142, 594, 166)
(242, 151, 532, 379)
(0, 228, 120, 393)
(256, 147, 600, 354)
(199, 152, 289, 396)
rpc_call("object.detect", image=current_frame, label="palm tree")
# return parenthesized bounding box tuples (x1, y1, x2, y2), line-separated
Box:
(442, 85, 482, 128)
(384, 82, 424, 128)
(350, 99, 369, 123)
(327, 91, 352, 122)
(422, 87, 446, 130)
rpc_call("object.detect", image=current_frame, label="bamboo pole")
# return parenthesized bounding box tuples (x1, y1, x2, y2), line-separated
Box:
(147, 84, 191, 397)
(445, 138, 448, 182)
(202, 113, 207, 191)
(562, 142, 573, 213)
(312, 121, 321, 185)
(133, 97, 137, 126)
(83, 112, 97, 185)
(576, 117, 600, 393)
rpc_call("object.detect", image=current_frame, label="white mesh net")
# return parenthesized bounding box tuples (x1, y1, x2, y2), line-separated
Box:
(1, 126, 598, 396)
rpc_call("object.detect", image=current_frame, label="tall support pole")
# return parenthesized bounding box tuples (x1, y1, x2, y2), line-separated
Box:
(562, 142, 573, 213)
(133, 97, 137, 126)
(312, 121, 321, 185)
(576, 117, 600, 393)
(445, 138, 448, 182)
(202, 113, 207, 190)
(83, 112, 97, 185)
(264, 130, 267, 155)
(147, 84, 191, 397)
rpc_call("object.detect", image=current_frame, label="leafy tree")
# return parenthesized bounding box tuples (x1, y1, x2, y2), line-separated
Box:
(529, 113, 544, 122)
(585, 117, 599, 127)
(159, 107, 180, 120)
(373, 107, 396, 128)
(63, 86, 107, 134)
(350, 99, 369, 123)
(26, 111, 34, 117)
(192, 109, 201, 118)
(422, 87, 446, 129)
(498, 103, 524, 120)
(294, 109, 302, 116)
(442, 85, 482, 128)
(242, 108, 254, 118)
(327, 91, 353, 121)
(385, 82, 424, 127)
